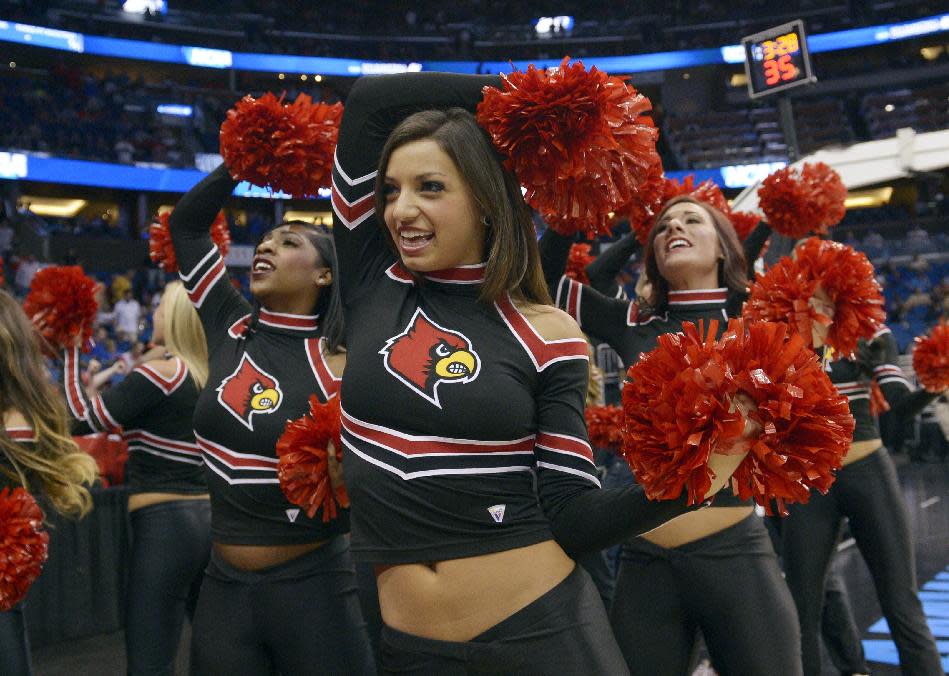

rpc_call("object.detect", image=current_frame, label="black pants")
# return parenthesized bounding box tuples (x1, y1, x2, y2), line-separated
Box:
(125, 499, 211, 676)
(765, 514, 869, 675)
(0, 604, 32, 676)
(783, 447, 942, 676)
(610, 512, 803, 676)
(190, 536, 375, 676)
(379, 565, 628, 675)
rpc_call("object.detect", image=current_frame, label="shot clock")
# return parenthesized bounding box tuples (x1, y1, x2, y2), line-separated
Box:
(742, 20, 816, 98)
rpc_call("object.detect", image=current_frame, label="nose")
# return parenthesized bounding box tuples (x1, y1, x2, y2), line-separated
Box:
(256, 236, 275, 256)
(390, 191, 420, 225)
(666, 217, 686, 235)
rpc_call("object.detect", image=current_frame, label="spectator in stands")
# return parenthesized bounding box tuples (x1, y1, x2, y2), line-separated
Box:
(13, 254, 42, 296)
(900, 287, 932, 317)
(906, 224, 931, 254)
(113, 288, 142, 342)
(861, 229, 886, 258)
(908, 254, 929, 273)
(0, 219, 14, 262)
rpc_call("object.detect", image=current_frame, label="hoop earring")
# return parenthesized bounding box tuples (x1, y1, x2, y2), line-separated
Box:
(481, 215, 492, 227)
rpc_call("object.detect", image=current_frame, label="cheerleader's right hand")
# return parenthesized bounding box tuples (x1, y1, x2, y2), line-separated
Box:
(704, 393, 759, 498)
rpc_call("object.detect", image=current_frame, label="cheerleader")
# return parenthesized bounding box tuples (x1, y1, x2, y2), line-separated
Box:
(542, 197, 803, 675)
(168, 165, 374, 675)
(61, 281, 211, 676)
(0, 289, 98, 675)
(331, 72, 753, 674)
(782, 325, 944, 675)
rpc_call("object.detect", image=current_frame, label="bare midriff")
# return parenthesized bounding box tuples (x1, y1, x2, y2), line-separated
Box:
(127, 491, 208, 512)
(641, 505, 755, 549)
(213, 540, 327, 571)
(376, 539, 575, 642)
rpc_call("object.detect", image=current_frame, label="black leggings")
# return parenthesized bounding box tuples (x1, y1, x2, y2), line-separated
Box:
(610, 512, 803, 676)
(783, 447, 942, 675)
(0, 604, 32, 676)
(125, 499, 211, 676)
(379, 564, 628, 675)
(190, 536, 375, 676)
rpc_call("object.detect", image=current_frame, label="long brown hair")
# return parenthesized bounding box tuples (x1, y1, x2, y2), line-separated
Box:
(375, 108, 550, 305)
(643, 196, 747, 309)
(0, 290, 97, 517)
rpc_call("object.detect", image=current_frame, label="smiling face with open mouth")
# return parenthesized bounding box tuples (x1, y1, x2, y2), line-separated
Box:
(249, 223, 329, 313)
(382, 139, 486, 273)
(652, 201, 724, 290)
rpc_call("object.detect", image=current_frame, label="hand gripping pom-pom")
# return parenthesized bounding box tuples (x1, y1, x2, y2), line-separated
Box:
(913, 323, 949, 393)
(149, 211, 231, 274)
(585, 405, 625, 452)
(275, 396, 349, 522)
(23, 266, 99, 352)
(757, 162, 847, 238)
(0, 487, 49, 612)
(720, 319, 853, 515)
(220, 92, 342, 199)
(477, 57, 660, 238)
(622, 321, 747, 505)
(566, 243, 594, 284)
(728, 211, 761, 242)
(743, 238, 884, 358)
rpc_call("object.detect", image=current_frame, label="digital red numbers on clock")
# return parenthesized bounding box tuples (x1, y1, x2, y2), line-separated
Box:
(760, 32, 800, 85)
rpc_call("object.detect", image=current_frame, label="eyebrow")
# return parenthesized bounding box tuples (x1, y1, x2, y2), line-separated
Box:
(384, 171, 449, 181)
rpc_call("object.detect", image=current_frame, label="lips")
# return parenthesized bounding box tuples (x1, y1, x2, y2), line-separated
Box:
(666, 237, 692, 253)
(251, 256, 275, 278)
(397, 227, 434, 255)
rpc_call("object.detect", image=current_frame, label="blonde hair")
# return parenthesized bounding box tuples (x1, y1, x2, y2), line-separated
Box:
(160, 281, 210, 388)
(0, 290, 98, 517)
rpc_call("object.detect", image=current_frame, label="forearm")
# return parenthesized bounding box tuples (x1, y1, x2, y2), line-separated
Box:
(586, 232, 641, 295)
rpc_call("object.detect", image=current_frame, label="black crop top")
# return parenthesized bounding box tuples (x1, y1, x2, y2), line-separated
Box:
(169, 166, 348, 545)
(333, 72, 699, 562)
(63, 347, 206, 495)
(826, 326, 938, 444)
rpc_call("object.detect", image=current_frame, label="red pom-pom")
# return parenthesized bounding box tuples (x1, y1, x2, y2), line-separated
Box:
(720, 320, 853, 515)
(622, 321, 746, 505)
(585, 405, 625, 452)
(629, 174, 731, 245)
(757, 162, 847, 238)
(477, 57, 659, 238)
(743, 238, 883, 358)
(662, 175, 730, 214)
(148, 213, 177, 273)
(912, 323, 949, 393)
(220, 92, 342, 199)
(728, 211, 761, 242)
(23, 266, 98, 352)
(566, 243, 594, 284)
(0, 487, 49, 612)
(275, 395, 348, 522)
(150, 211, 231, 274)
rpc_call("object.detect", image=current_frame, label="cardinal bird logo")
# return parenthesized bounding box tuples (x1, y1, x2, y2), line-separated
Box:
(380, 308, 480, 408)
(216, 353, 283, 430)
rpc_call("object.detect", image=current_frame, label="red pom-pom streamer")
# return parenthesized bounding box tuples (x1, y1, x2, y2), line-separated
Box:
(912, 323, 949, 393)
(743, 238, 884, 358)
(275, 395, 349, 522)
(566, 243, 594, 284)
(757, 162, 847, 238)
(23, 266, 98, 352)
(728, 211, 761, 242)
(619, 159, 666, 245)
(149, 211, 231, 274)
(622, 321, 747, 505)
(720, 320, 853, 515)
(477, 57, 659, 238)
(220, 92, 342, 199)
(585, 405, 624, 452)
(0, 487, 49, 612)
